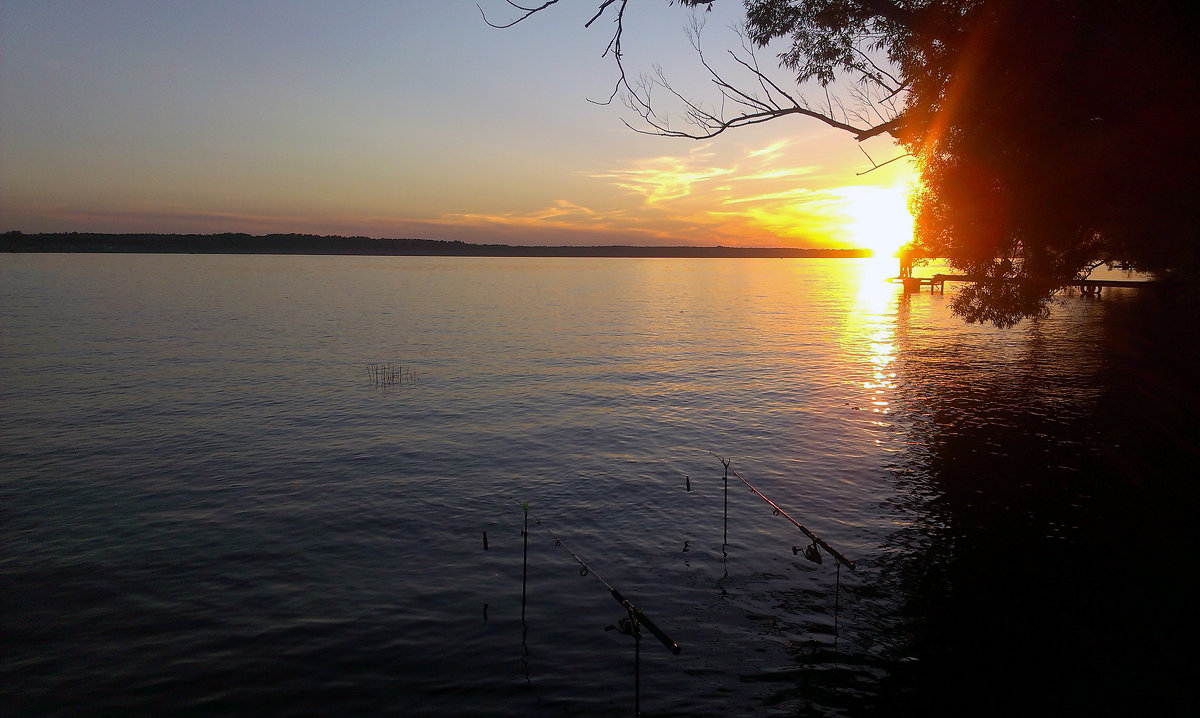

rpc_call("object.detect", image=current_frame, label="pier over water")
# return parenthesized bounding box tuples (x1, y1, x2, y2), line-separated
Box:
(894, 252, 1156, 296)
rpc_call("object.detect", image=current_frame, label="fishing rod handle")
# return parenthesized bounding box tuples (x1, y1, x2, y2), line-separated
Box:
(610, 589, 681, 655)
(818, 540, 856, 571)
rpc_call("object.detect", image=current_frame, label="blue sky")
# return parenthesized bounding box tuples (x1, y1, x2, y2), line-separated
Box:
(1, 1, 915, 249)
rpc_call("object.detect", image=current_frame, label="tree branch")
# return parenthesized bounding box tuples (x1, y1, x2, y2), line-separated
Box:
(482, 0, 907, 143)
(476, 1, 564, 29)
(853, 0, 920, 29)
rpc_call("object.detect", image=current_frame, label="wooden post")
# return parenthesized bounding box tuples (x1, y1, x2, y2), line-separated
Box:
(899, 247, 913, 279)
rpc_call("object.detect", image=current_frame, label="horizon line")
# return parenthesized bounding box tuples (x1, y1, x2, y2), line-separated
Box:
(4, 230, 882, 255)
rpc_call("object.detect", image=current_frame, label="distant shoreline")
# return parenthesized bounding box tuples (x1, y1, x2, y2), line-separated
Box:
(1, 232, 871, 258)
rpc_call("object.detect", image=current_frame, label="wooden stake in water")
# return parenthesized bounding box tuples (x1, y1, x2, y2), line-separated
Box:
(521, 502, 529, 622)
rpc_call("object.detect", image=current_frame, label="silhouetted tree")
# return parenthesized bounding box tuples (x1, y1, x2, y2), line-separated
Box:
(897, 1, 1200, 324)
(485, 0, 1200, 325)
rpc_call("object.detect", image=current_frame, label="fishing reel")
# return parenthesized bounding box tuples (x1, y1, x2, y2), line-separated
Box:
(606, 615, 641, 639)
(793, 541, 823, 564)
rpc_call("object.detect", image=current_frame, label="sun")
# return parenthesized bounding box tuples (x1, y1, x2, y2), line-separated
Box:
(842, 184, 916, 257)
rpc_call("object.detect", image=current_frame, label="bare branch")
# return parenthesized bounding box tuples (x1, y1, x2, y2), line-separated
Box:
(854, 147, 911, 175)
(483, 0, 906, 143)
(851, 46, 902, 90)
(729, 48, 801, 108)
(477, 1, 563, 29)
(584, 0, 621, 29)
(624, 19, 902, 142)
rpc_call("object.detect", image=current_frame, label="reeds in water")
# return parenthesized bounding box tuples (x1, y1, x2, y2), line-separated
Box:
(366, 362, 418, 387)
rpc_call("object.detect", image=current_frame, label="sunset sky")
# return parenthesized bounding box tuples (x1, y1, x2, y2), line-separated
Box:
(1, 0, 916, 251)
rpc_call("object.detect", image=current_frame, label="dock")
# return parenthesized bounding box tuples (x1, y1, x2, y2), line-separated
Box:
(894, 274, 1155, 295)
(895, 276, 946, 292)
(892, 250, 1160, 295)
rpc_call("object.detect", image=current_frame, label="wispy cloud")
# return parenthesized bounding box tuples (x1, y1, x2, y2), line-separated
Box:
(733, 167, 819, 182)
(746, 139, 791, 160)
(429, 138, 881, 247)
(575, 139, 864, 246)
(589, 153, 735, 206)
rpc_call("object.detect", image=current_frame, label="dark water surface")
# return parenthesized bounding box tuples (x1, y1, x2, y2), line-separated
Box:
(3, 254, 1196, 716)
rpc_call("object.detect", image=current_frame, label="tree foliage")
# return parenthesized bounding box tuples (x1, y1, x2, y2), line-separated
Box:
(486, 1, 1200, 325)
(891, 0, 1200, 325)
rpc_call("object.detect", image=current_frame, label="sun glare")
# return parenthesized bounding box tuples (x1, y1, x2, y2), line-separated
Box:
(843, 184, 916, 257)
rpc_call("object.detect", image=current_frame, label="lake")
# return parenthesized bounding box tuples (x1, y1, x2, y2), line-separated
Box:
(2, 254, 1195, 717)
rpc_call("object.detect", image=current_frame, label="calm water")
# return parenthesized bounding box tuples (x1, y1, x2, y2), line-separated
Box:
(2, 254, 1196, 717)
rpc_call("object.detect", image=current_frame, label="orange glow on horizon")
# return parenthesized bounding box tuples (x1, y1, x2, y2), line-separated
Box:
(31, 137, 922, 248)
(429, 140, 921, 250)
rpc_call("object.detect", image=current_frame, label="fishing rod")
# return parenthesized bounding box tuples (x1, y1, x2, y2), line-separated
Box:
(710, 452, 856, 571)
(520, 501, 681, 656)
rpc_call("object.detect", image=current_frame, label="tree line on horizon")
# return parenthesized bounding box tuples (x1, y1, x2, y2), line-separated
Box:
(0, 231, 870, 258)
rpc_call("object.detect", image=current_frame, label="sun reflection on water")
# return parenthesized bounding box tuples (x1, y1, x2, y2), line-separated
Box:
(855, 254, 903, 312)
(854, 256, 901, 427)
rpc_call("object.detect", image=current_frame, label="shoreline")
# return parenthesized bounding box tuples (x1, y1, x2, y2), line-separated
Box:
(1, 232, 871, 258)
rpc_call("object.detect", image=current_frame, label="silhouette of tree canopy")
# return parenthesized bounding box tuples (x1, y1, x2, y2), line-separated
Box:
(484, 0, 1200, 325)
